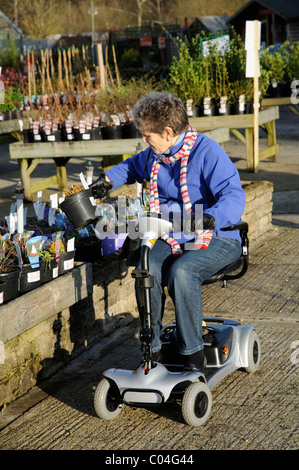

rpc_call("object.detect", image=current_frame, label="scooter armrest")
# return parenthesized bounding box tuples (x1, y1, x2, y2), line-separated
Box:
(221, 221, 248, 233)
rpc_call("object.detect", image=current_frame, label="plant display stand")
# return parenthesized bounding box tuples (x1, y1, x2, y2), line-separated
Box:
(261, 97, 299, 116)
(9, 138, 146, 201)
(190, 106, 279, 172)
(9, 128, 230, 201)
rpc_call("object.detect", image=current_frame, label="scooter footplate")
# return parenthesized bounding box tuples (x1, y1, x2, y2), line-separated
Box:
(103, 363, 204, 404)
(123, 390, 163, 405)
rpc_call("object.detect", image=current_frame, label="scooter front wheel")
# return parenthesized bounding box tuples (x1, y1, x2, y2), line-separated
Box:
(245, 330, 261, 373)
(182, 381, 212, 426)
(94, 378, 122, 420)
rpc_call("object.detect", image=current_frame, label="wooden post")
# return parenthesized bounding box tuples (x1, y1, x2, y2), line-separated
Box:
(31, 51, 36, 97)
(58, 49, 63, 89)
(112, 45, 121, 87)
(41, 50, 46, 95)
(67, 48, 73, 88)
(253, 20, 260, 173)
(96, 44, 106, 90)
(27, 51, 31, 102)
(63, 49, 69, 90)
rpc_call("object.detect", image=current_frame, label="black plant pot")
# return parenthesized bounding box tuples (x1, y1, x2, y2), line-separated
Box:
(59, 189, 96, 229)
(121, 122, 142, 139)
(231, 102, 246, 115)
(101, 125, 122, 140)
(193, 106, 202, 117)
(217, 103, 232, 116)
(89, 127, 103, 140)
(40, 258, 59, 283)
(61, 126, 76, 142)
(246, 100, 262, 114)
(41, 129, 62, 142)
(203, 105, 216, 116)
(33, 131, 42, 142)
(58, 251, 75, 275)
(23, 129, 34, 143)
(19, 261, 43, 294)
(0, 267, 20, 303)
(75, 240, 102, 262)
(73, 128, 93, 141)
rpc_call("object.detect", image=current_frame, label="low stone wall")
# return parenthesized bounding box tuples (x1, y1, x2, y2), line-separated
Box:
(0, 261, 137, 409)
(242, 180, 274, 245)
(0, 180, 274, 409)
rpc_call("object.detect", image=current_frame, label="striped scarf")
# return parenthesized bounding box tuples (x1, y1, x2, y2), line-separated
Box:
(149, 126, 212, 256)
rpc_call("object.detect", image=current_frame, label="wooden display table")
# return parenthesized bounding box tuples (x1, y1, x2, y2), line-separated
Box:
(9, 127, 230, 201)
(190, 106, 279, 172)
(261, 97, 299, 116)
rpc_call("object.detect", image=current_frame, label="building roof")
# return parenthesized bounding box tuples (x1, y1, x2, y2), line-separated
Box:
(228, 0, 299, 23)
(0, 10, 23, 37)
(193, 16, 230, 32)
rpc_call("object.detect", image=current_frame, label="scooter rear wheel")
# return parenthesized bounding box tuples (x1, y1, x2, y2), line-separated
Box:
(94, 378, 122, 420)
(182, 381, 212, 426)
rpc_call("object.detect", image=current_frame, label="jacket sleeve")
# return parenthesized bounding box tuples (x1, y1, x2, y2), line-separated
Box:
(195, 138, 246, 233)
(105, 148, 151, 189)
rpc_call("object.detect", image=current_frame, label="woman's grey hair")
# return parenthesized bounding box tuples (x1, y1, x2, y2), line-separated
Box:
(133, 91, 189, 136)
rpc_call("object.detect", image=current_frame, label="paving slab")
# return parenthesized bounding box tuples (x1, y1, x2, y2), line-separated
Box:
(0, 225, 298, 451)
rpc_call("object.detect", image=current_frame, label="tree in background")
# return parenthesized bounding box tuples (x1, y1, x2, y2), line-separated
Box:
(0, 0, 247, 37)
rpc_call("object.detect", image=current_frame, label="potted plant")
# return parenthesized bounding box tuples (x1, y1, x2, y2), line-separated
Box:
(0, 234, 20, 303)
(260, 45, 286, 97)
(286, 41, 299, 84)
(165, 36, 205, 115)
(229, 82, 247, 115)
(202, 55, 217, 116)
(214, 53, 233, 115)
(17, 233, 44, 294)
(70, 226, 102, 262)
(53, 237, 76, 276)
(39, 246, 59, 283)
(59, 184, 97, 230)
(225, 33, 247, 114)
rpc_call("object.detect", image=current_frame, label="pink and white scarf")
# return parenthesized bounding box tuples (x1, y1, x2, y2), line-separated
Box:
(149, 126, 212, 256)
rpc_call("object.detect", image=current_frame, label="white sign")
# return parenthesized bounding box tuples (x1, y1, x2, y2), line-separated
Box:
(245, 21, 261, 78)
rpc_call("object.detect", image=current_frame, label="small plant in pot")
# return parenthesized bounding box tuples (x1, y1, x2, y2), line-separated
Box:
(46, 238, 67, 255)
(39, 248, 56, 268)
(260, 45, 286, 97)
(214, 53, 233, 115)
(59, 184, 97, 230)
(68, 225, 102, 262)
(39, 244, 59, 283)
(17, 232, 44, 293)
(0, 234, 21, 303)
(47, 236, 75, 276)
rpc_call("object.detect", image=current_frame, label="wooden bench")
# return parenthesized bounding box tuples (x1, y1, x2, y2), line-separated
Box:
(190, 106, 279, 172)
(9, 127, 230, 201)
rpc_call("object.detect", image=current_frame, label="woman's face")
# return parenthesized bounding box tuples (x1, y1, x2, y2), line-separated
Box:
(141, 127, 177, 155)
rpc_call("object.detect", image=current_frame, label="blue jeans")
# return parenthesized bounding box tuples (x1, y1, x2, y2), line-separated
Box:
(136, 236, 241, 356)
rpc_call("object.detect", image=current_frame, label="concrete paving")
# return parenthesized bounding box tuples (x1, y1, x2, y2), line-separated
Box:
(0, 106, 298, 451)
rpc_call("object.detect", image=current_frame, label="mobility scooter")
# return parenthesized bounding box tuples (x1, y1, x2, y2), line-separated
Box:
(94, 213, 261, 426)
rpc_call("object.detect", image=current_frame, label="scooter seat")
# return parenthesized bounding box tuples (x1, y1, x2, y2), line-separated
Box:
(202, 221, 249, 285)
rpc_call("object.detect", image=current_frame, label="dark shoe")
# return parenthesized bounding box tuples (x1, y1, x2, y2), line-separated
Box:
(183, 350, 207, 373)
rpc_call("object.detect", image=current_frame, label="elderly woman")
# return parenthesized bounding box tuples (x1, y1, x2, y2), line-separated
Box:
(91, 91, 245, 373)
